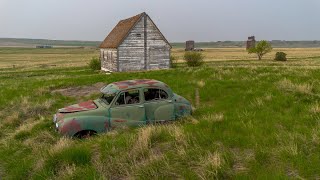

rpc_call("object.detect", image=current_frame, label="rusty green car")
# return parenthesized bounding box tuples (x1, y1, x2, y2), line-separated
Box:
(53, 79, 192, 137)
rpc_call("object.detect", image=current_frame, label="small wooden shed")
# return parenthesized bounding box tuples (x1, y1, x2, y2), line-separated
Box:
(99, 12, 171, 72)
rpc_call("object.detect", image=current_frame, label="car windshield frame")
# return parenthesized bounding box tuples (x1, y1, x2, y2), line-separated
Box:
(100, 93, 116, 105)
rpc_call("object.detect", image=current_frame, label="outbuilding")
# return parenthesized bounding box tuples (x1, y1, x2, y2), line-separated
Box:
(246, 36, 256, 50)
(99, 12, 171, 72)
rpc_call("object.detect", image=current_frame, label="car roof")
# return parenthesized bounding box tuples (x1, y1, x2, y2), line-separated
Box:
(100, 79, 173, 96)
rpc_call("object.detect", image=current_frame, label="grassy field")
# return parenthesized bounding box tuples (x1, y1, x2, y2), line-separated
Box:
(172, 48, 320, 62)
(0, 48, 320, 179)
(0, 48, 98, 69)
(2, 47, 320, 70)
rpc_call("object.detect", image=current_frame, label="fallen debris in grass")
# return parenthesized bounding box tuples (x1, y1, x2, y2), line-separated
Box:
(52, 82, 105, 97)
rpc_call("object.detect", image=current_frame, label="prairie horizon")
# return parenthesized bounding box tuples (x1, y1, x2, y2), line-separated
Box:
(1, 38, 320, 48)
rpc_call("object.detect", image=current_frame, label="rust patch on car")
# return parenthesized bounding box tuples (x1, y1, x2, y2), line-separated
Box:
(178, 105, 189, 115)
(60, 118, 82, 135)
(113, 79, 159, 89)
(117, 85, 129, 89)
(114, 119, 127, 123)
(104, 120, 109, 130)
(59, 100, 97, 113)
(78, 101, 97, 108)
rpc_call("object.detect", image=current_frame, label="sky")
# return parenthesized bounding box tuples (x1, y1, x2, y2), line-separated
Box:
(1, 0, 320, 42)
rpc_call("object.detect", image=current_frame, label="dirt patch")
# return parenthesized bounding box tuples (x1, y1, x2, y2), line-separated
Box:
(231, 148, 255, 174)
(0, 163, 4, 179)
(52, 82, 105, 97)
(286, 167, 301, 179)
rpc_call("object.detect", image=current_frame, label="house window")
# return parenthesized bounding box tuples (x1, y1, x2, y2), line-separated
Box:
(136, 33, 142, 38)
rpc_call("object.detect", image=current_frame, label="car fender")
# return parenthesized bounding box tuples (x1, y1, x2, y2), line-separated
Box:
(59, 116, 109, 137)
(174, 102, 192, 118)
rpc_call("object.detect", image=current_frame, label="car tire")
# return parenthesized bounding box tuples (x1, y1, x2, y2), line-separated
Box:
(74, 130, 97, 139)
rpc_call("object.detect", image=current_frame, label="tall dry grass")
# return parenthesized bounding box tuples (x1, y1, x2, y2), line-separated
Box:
(277, 79, 314, 95)
(172, 48, 320, 62)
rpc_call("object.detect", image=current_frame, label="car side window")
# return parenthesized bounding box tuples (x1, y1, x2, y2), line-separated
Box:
(115, 89, 140, 106)
(144, 88, 168, 101)
(159, 89, 169, 99)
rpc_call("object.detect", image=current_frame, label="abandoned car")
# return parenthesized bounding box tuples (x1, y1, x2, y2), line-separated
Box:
(53, 79, 192, 137)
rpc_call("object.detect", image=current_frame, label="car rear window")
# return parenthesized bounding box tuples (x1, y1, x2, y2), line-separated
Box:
(144, 88, 168, 101)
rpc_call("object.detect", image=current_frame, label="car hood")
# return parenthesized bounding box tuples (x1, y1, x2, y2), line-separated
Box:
(58, 100, 98, 113)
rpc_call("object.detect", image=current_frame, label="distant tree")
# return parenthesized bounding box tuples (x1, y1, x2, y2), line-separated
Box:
(248, 40, 273, 60)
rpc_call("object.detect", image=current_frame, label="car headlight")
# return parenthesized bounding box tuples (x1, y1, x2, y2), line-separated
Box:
(53, 114, 57, 123)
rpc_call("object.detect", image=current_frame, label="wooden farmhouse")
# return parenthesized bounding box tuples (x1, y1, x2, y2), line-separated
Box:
(99, 12, 171, 72)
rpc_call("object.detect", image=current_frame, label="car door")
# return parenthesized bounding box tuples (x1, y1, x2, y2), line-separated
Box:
(110, 89, 146, 128)
(143, 88, 175, 124)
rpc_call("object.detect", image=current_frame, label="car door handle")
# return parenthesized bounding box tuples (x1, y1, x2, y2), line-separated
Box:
(138, 105, 144, 108)
(167, 100, 173, 103)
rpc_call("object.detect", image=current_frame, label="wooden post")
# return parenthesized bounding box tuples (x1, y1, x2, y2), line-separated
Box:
(195, 88, 200, 108)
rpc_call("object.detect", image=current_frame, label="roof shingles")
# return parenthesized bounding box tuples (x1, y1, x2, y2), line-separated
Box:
(99, 13, 144, 48)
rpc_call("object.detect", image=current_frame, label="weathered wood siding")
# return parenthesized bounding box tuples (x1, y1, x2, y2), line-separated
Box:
(100, 49, 117, 72)
(118, 16, 145, 72)
(146, 16, 170, 70)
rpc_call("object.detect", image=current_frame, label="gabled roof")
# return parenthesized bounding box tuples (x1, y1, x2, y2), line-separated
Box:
(99, 12, 171, 49)
(99, 13, 143, 49)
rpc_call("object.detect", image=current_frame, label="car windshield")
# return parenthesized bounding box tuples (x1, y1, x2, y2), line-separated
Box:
(100, 93, 116, 104)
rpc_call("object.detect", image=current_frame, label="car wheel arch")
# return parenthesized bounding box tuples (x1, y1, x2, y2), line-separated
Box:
(74, 129, 97, 138)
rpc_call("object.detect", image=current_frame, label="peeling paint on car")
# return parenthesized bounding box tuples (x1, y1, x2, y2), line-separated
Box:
(101, 79, 174, 97)
(104, 120, 109, 131)
(59, 100, 97, 113)
(114, 119, 127, 123)
(60, 118, 82, 136)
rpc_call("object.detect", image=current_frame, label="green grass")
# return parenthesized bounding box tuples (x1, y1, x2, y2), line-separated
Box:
(1, 48, 320, 179)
